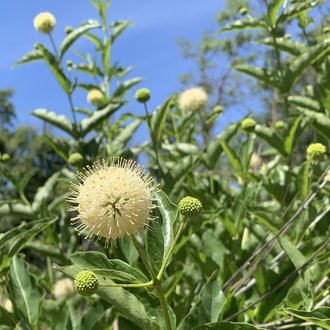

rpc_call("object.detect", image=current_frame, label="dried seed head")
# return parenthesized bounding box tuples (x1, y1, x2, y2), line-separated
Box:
(68, 158, 157, 244)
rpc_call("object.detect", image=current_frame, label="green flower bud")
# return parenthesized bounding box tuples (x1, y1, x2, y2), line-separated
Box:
(65, 26, 74, 34)
(68, 153, 84, 166)
(274, 120, 286, 130)
(241, 118, 256, 132)
(74, 270, 99, 296)
(1, 153, 10, 162)
(214, 105, 223, 114)
(135, 88, 151, 103)
(306, 143, 326, 160)
(323, 26, 330, 34)
(239, 7, 248, 15)
(178, 196, 202, 217)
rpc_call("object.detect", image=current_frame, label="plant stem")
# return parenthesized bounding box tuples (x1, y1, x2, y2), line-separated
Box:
(100, 280, 153, 288)
(48, 33, 59, 61)
(130, 235, 172, 330)
(157, 219, 185, 281)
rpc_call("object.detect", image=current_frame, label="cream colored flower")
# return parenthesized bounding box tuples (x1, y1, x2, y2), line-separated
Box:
(87, 89, 104, 106)
(33, 12, 56, 34)
(179, 87, 208, 112)
(68, 158, 156, 243)
(54, 278, 74, 300)
(249, 152, 261, 170)
(0, 296, 13, 313)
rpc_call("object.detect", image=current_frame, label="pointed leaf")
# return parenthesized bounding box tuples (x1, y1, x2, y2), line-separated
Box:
(15, 50, 43, 66)
(60, 21, 100, 57)
(110, 21, 132, 43)
(8, 255, 43, 329)
(259, 37, 304, 56)
(268, 0, 284, 26)
(32, 109, 74, 136)
(221, 18, 267, 32)
(112, 78, 142, 98)
(193, 322, 266, 330)
(220, 141, 243, 177)
(80, 102, 122, 136)
(288, 95, 321, 111)
(284, 116, 302, 155)
(255, 125, 287, 156)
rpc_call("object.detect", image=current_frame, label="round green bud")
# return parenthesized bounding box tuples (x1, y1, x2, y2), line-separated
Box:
(214, 105, 223, 114)
(135, 88, 151, 103)
(74, 270, 99, 296)
(239, 7, 248, 15)
(68, 153, 84, 166)
(1, 153, 10, 162)
(241, 118, 257, 132)
(178, 196, 202, 217)
(323, 26, 330, 34)
(306, 143, 326, 160)
(65, 26, 74, 34)
(274, 120, 286, 130)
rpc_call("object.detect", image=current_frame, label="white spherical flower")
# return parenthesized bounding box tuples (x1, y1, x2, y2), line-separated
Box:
(68, 158, 157, 244)
(249, 152, 261, 170)
(179, 87, 208, 112)
(0, 297, 13, 313)
(54, 278, 74, 300)
(33, 12, 56, 34)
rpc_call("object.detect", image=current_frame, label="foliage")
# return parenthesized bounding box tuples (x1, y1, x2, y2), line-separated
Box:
(0, 0, 329, 329)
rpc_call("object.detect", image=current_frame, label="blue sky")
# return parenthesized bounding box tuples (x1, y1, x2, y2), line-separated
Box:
(1, 0, 224, 133)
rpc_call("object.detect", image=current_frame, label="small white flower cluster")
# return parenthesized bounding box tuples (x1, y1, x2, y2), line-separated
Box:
(68, 158, 157, 245)
(179, 87, 208, 112)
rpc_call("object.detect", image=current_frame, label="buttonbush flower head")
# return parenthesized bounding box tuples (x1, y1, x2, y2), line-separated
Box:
(239, 7, 248, 15)
(241, 118, 256, 132)
(68, 152, 84, 166)
(0, 297, 12, 313)
(179, 87, 208, 112)
(68, 158, 157, 244)
(249, 152, 261, 170)
(87, 89, 104, 106)
(306, 143, 326, 160)
(33, 12, 56, 34)
(74, 270, 98, 296)
(54, 278, 74, 300)
(135, 88, 151, 103)
(0, 153, 10, 162)
(178, 196, 202, 217)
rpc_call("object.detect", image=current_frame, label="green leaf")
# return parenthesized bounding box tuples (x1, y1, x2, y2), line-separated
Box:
(35, 44, 71, 93)
(112, 78, 142, 98)
(8, 255, 43, 329)
(0, 218, 57, 270)
(255, 125, 287, 157)
(221, 18, 267, 32)
(110, 21, 132, 43)
(57, 265, 161, 330)
(156, 191, 178, 266)
(205, 123, 240, 169)
(0, 306, 15, 328)
(178, 271, 226, 330)
(296, 107, 330, 139)
(193, 322, 266, 330)
(239, 134, 255, 173)
(32, 172, 61, 212)
(234, 65, 280, 88)
(80, 102, 122, 136)
(15, 50, 43, 66)
(278, 1, 322, 24)
(284, 307, 330, 329)
(150, 97, 174, 145)
(283, 39, 330, 92)
(220, 141, 243, 177)
(288, 96, 321, 112)
(70, 251, 148, 283)
(284, 116, 302, 156)
(32, 109, 74, 136)
(0, 203, 33, 217)
(259, 37, 304, 56)
(268, 0, 284, 26)
(298, 159, 311, 199)
(60, 21, 100, 57)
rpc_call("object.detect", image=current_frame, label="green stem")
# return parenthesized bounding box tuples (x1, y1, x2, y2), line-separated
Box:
(48, 33, 59, 61)
(157, 219, 185, 281)
(100, 280, 153, 288)
(144, 102, 162, 177)
(131, 235, 172, 330)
